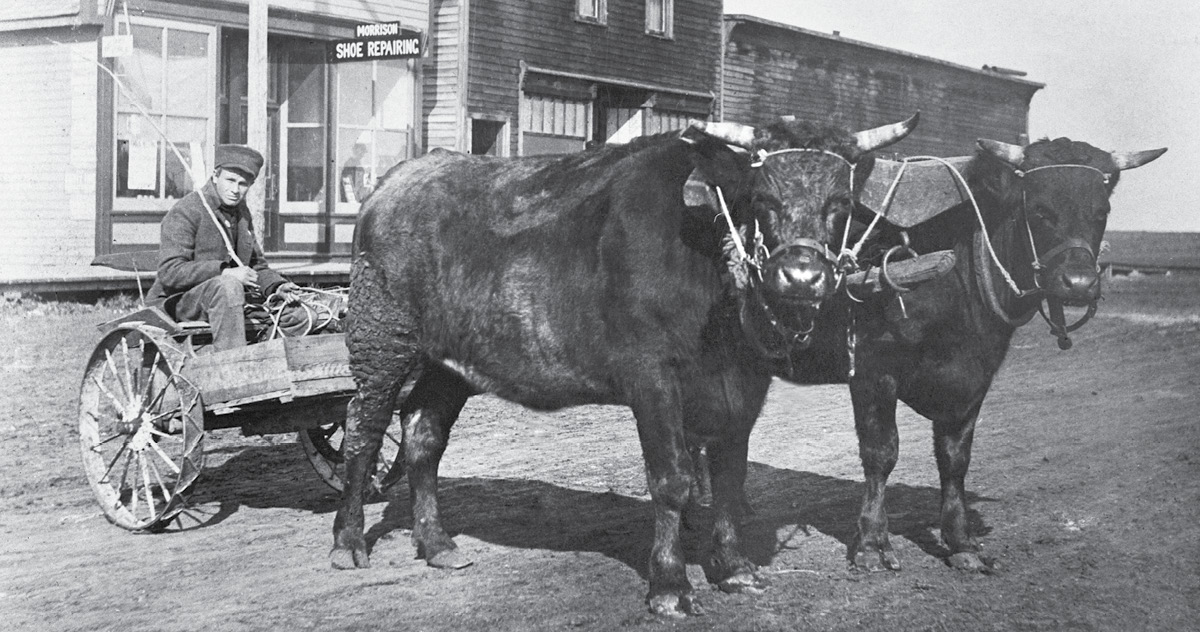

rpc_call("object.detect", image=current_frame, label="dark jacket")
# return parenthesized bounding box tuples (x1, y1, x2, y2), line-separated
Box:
(147, 182, 285, 305)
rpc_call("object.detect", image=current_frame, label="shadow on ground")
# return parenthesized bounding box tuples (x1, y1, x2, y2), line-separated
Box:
(177, 443, 994, 579)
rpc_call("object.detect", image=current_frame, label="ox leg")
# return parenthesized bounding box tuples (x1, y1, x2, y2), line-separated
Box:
(402, 366, 471, 569)
(848, 373, 902, 572)
(331, 370, 409, 570)
(704, 434, 766, 594)
(631, 388, 701, 617)
(332, 261, 418, 570)
(933, 402, 987, 571)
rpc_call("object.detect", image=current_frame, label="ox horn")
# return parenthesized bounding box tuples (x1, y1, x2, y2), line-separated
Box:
(688, 119, 757, 148)
(978, 139, 1026, 167)
(853, 112, 919, 152)
(1111, 147, 1167, 171)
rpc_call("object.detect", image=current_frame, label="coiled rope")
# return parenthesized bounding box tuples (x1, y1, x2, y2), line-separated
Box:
(245, 286, 349, 342)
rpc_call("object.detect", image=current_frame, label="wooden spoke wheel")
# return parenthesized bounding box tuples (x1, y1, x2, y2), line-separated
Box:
(79, 327, 204, 532)
(299, 417, 403, 497)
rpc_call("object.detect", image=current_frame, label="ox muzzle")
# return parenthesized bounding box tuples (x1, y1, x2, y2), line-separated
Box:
(1036, 239, 1101, 306)
(761, 238, 835, 318)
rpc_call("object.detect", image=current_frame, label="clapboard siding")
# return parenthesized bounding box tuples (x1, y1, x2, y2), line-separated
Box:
(0, 30, 98, 272)
(422, 0, 465, 151)
(722, 16, 1042, 158)
(468, 0, 721, 155)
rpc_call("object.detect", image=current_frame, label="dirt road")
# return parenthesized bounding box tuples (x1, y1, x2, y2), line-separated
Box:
(2, 274, 1197, 631)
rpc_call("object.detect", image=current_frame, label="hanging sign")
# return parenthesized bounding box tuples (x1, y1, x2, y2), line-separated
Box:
(327, 22, 423, 63)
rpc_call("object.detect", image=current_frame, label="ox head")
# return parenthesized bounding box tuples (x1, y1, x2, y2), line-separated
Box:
(977, 138, 1167, 308)
(685, 113, 918, 350)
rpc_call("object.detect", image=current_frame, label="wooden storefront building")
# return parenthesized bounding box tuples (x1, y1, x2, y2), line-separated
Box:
(426, 0, 720, 157)
(1, 0, 721, 289)
(720, 14, 1043, 157)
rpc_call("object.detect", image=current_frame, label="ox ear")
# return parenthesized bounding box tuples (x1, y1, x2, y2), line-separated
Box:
(680, 121, 756, 197)
(683, 170, 720, 209)
(978, 138, 1025, 167)
(1111, 147, 1167, 171)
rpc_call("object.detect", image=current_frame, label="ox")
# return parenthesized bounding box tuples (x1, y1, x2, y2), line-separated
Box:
(331, 116, 917, 616)
(784, 137, 1166, 571)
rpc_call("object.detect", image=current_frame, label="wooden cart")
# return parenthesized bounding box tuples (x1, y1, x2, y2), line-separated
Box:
(78, 253, 401, 532)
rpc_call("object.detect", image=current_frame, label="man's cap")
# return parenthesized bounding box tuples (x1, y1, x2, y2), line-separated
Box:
(214, 144, 264, 180)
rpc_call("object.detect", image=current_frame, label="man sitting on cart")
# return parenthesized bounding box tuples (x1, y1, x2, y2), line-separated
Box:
(147, 144, 302, 351)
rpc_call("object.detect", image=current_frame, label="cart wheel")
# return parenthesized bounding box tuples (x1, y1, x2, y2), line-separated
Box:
(79, 327, 204, 532)
(299, 417, 403, 497)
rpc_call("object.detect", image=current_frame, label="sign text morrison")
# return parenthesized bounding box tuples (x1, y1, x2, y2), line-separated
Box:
(327, 22, 423, 63)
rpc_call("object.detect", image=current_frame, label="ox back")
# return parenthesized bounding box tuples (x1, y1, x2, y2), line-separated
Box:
(352, 140, 736, 410)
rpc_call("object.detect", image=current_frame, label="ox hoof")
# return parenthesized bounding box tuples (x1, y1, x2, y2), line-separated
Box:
(427, 548, 474, 570)
(648, 593, 704, 618)
(852, 549, 901, 573)
(948, 551, 989, 572)
(718, 572, 767, 595)
(330, 546, 370, 570)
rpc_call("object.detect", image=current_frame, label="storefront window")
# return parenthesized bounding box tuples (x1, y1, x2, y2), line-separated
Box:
(114, 20, 214, 207)
(281, 48, 326, 210)
(335, 59, 415, 212)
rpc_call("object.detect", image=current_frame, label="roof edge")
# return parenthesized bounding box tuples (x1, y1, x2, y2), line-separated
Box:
(724, 14, 1046, 90)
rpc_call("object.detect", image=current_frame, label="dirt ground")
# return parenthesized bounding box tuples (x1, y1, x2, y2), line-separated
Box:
(1, 273, 1197, 632)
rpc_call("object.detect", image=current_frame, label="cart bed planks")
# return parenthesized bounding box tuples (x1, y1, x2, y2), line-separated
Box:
(185, 334, 353, 411)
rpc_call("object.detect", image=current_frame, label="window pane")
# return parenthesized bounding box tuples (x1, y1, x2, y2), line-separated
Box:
(166, 30, 208, 117)
(338, 63, 373, 127)
(116, 113, 162, 198)
(287, 51, 325, 124)
(375, 130, 409, 173)
(117, 25, 163, 112)
(117, 112, 161, 144)
(376, 61, 414, 130)
(116, 139, 160, 197)
(647, 0, 665, 33)
(577, 0, 597, 18)
(165, 142, 196, 199)
(287, 127, 325, 202)
(165, 117, 208, 197)
(337, 129, 373, 203)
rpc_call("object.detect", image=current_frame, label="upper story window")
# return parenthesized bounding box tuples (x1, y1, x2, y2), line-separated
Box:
(576, 0, 607, 25)
(646, 0, 673, 38)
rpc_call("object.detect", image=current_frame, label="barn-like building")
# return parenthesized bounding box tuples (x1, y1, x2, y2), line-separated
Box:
(720, 14, 1042, 157)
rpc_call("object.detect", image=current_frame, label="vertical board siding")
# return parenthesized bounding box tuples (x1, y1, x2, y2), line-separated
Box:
(468, 0, 721, 155)
(0, 35, 98, 273)
(722, 19, 1041, 158)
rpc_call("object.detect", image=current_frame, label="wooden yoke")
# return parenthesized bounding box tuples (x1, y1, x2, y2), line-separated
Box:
(859, 156, 972, 227)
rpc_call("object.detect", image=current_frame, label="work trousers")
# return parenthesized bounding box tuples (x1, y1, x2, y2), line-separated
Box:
(173, 275, 249, 351)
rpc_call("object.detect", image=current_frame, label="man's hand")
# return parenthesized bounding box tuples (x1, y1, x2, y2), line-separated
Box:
(222, 265, 259, 289)
(276, 281, 302, 305)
